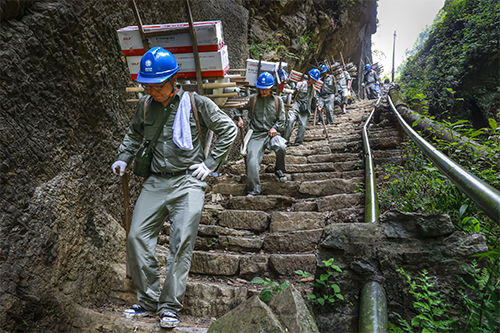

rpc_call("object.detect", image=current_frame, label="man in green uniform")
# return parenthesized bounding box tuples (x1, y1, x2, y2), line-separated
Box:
(284, 68, 321, 146)
(334, 63, 352, 113)
(362, 64, 380, 100)
(235, 72, 287, 196)
(111, 47, 237, 328)
(316, 64, 336, 125)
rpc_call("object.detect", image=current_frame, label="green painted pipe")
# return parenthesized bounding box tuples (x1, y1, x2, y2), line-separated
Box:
(388, 96, 500, 226)
(359, 281, 388, 333)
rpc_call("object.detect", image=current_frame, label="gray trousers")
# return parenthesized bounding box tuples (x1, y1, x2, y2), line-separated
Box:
(335, 89, 348, 106)
(317, 95, 334, 124)
(284, 109, 309, 145)
(127, 173, 206, 315)
(246, 133, 286, 195)
(366, 83, 378, 99)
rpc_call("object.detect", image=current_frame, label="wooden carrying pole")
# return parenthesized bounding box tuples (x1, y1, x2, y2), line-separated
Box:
(115, 167, 132, 279)
(185, 0, 203, 94)
(129, 0, 149, 52)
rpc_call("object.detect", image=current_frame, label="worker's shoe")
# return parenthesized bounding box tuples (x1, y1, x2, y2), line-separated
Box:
(317, 121, 323, 125)
(274, 169, 287, 183)
(160, 311, 180, 328)
(123, 304, 151, 318)
(292, 143, 302, 147)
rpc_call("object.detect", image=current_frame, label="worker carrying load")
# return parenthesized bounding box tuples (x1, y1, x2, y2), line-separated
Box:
(316, 64, 337, 125)
(111, 47, 237, 328)
(235, 72, 287, 196)
(284, 68, 321, 146)
(334, 62, 351, 113)
(362, 64, 381, 100)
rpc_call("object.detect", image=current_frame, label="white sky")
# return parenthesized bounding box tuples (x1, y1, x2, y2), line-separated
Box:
(372, 0, 446, 77)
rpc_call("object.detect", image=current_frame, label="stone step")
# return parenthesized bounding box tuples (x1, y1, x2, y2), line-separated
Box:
(78, 306, 211, 332)
(306, 152, 360, 163)
(299, 178, 361, 197)
(282, 161, 362, 173)
(317, 193, 364, 212)
(190, 251, 317, 278)
(291, 170, 363, 181)
(212, 176, 362, 198)
(226, 195, 296, 211)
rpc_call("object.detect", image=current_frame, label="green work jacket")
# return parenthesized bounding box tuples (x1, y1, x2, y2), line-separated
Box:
(235, 93, 285, 134)
(319, 74, 336, 97)
(336, 71, 352, 91)
(117, 87, 237, 172)
(363, 70, 379, 85)
(293, 81, 315, 113)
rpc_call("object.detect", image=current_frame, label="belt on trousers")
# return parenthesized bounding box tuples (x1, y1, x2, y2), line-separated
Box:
(152, 169, 194, 177)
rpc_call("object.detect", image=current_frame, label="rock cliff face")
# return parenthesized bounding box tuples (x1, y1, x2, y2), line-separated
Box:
(243, 0, 377, 91)
(0, 0, 375, 330)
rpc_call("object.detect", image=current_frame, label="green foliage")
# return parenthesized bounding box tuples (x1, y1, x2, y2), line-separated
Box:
(251, 277, 290, 302)
(295, 30, 318, 59)
(457, 255, 500, 333)
(389, 269, 456, 333)
(249, 37, 287, 59)
(296, 258, 347, 306)
(383, 114, 500, 332)
(379, 116, 500, 231)
(398, 0, 500, 121)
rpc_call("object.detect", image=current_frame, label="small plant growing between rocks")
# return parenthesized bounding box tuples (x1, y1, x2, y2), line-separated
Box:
(251, 277, 290, 302)
(296, 258, 347, 306)
(389, 268, 456, 333)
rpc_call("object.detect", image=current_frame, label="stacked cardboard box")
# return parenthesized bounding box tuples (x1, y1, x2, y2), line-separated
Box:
(289, 69, 323, 92)
(117, 21, 229, 79)
(245, 59, 287, 87)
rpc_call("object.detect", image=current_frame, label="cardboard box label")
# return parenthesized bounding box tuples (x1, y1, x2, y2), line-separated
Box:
(126, 45, 229, 79)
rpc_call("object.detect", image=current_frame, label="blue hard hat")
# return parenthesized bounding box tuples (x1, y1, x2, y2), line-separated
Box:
(334, 62, 339, 66)
(365, 64, 371, 71)
(137, 47, 180, 84)
(319, 64, 328, 74)
(279, 68, 288, 81)
(308, 68, 320, 82)
(256, 71, 275, 88)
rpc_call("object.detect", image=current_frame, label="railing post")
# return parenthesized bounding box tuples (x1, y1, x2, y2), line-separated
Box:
(359, 281, 388, 333)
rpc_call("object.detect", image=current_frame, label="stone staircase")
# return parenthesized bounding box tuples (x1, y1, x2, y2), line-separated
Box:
(82, 99, 404, 332)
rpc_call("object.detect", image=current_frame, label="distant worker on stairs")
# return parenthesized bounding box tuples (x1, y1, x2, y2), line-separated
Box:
(111, 47, 237, 328)
(334, 62, 351, 114)
(316, 64, 337, 125)
(235, 72, 287, 196)
(362, 64, 381, 100)
(284, 68, 321, 146)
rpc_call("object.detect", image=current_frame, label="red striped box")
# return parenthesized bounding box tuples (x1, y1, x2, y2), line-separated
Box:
(117, 21, 224, 56)
(313, 80, 323, 92)
(126, 45, 230, 80)
(289, 70, 303, 82)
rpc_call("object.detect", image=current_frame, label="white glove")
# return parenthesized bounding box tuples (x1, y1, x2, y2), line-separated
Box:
(112, 160, 127, 176)
(189, 162, 211, 180)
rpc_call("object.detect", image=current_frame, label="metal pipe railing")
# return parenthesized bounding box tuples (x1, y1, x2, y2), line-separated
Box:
(359, 98, 387, 333)
(362, 97, 381, 223)
(388, 95, 500, 226)
(359, 281, 388, 333)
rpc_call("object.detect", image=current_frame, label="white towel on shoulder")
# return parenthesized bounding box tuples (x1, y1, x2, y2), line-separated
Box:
(173, 92, 194, 150)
